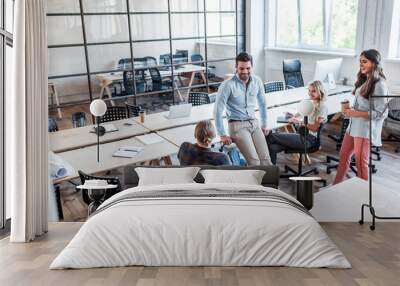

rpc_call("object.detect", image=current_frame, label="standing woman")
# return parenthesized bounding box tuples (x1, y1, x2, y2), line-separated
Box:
(334, 49, 388, 184)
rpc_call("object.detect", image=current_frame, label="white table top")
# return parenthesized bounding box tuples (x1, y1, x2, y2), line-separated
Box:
(96, 64, 206, 83)
(49, 118, 150, 153)
(55, 134, 178, 182)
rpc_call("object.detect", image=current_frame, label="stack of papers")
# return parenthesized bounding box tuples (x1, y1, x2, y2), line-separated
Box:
(136, 133, 164, 145)
(112, 146, 143, 158)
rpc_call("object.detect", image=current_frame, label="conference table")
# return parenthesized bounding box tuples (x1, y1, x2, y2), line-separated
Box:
(95, 64, 206, 102)
(52, 85, 353, 182)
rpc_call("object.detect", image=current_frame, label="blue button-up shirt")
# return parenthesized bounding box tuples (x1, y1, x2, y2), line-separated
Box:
(213, 74, 267, 136)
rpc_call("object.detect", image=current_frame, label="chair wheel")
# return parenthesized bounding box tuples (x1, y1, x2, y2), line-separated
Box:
(358, 220, 364, 225)
(370, 225, 375, 231)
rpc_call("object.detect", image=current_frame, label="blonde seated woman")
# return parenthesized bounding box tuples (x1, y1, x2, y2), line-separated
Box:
(178, 120, 231, 166)
(266, 80, 328, 165)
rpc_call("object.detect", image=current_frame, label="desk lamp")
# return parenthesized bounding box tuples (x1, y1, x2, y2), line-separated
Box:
(90, 99, 107, 162)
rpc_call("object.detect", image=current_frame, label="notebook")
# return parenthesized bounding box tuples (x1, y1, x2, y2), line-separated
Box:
(112, 146, 143, 158)
(136, 133, 164, 145)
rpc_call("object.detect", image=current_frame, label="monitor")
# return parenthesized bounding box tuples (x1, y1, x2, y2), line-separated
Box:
(313, 58, 343, 90)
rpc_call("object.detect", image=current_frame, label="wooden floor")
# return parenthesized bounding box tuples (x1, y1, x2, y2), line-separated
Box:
(1, 222, 400, 286)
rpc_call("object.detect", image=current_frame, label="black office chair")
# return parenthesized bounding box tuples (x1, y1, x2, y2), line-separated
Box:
(123, 70, 146, 94)
(71, 112, 86, 128)
(126, 102, 141, 118)
(384, 97, 400, 153)
(160, 53, 172, 65)
(264, 81, 285, 93)
(117, 58, 132, 70)
(176, 49, 189, 63)
(145, 56, 157, 67)
(281, 125, 327, 186)
(101, 106, 127, 123)
(283, 59, 304, 88)
(77, 170, 122, 206)
(188, 92, 210, 106)
(48, 117, 59, 132)
(191, 53, 216, 79)
(149, 67, 174, 107)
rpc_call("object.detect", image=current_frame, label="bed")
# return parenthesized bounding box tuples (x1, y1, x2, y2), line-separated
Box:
(50, 166, 350, 269)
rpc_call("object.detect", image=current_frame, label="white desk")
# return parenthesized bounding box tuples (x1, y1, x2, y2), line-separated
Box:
(54, 134, 178, 182)
(49, 118, 150, 153)
(96, 64, 206, 102)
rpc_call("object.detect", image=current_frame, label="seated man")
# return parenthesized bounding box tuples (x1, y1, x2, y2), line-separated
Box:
(178, 120, 231, 166)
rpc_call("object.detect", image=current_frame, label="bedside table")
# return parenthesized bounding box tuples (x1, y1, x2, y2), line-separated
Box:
(77, 184, 117, 216)
(289, 176, 321, 210)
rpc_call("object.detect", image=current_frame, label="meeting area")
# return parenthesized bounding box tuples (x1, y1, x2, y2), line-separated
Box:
(3, 0, 400, 284)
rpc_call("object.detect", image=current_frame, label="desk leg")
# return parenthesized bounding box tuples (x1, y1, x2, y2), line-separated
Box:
(173, 80, 184, 102)
(185, 72, 196, 100)
(105, 86, 115, 106)
(87, 189, 106, 216)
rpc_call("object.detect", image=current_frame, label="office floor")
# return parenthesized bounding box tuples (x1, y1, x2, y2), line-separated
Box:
(1, 222, 399, 286)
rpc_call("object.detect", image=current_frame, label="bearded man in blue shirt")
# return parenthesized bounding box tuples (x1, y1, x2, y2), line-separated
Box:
(213, 52, 272, 166)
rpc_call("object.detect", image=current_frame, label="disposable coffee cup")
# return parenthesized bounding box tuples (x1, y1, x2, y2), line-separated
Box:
(139, 110, 145, 123)
(341, 100, 350, 113)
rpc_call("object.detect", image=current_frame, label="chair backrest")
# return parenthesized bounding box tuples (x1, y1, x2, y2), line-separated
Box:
(145, 56, 157, 67)
(126, 103, 141, 118)
(264, 81, 285, 93)
(283, 59, 304, 88)
(48, 117, 58, 132)
(191, 53, 205, 66)
(118, 58, 132, 70)
(160, 53, 171, 65)
(78, 170, 122, 205)
(188, 92, 210, 106)
(123, 70, 146, 94)
(71, 112, 86, 128)
(101, 106, 127, 123)
(148, 67, 163, 91)
(388, 98, 400, 121)
(175, 50, 188, 63)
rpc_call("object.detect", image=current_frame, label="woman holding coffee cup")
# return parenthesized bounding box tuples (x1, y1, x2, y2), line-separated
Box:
(334, 49, 388, 184)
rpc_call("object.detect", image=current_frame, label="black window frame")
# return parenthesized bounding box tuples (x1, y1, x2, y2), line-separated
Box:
(46, 0, 246, 109)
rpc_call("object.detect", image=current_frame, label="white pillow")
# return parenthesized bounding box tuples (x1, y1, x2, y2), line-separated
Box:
(135, 167, 200, 186)
(200, 169, 266, 185)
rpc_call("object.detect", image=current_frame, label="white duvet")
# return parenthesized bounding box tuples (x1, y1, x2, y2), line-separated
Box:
(50, 183, 350, 269)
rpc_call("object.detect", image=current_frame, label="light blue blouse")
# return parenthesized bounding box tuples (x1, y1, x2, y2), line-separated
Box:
(347, 79, 388, 146)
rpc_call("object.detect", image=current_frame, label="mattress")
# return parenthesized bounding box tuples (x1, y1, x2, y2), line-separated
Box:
(50, 183, 350, 269)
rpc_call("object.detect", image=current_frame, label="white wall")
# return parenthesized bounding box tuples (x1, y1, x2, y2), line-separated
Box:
(263, 0, 400, 92)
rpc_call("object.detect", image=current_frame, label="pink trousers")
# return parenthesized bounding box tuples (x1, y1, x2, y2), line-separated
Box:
(333, 133, 370, 185)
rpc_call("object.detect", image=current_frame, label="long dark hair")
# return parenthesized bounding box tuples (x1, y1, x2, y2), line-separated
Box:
(353, 49, 386, 99)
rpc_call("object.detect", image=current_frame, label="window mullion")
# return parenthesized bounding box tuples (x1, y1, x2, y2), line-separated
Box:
(297, 0, 302, 46)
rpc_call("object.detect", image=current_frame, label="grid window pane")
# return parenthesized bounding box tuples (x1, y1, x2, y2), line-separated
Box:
(132, 40, 170, 65)
(130, 14, 169, 41)
(276, 0, 299, 46)
(170, 0, 204, 12)
(83, 0, 127, 13)
(49, 76, 90, 103)
(88, 43, 130, 72)
(47, 0, 80, 13)
(48, 47, 87, 77)
(171, 14, 204, 38)
(129, 0, 168, 12)
(206, 0, 235, 11)
(330, 0, 358, 49)
(47, 16, 83, 46)
(85, 15, 129, 43)
(300, 0, 324, 46)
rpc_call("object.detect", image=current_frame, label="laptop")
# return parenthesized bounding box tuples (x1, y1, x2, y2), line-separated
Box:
(164, 103, 192, 119)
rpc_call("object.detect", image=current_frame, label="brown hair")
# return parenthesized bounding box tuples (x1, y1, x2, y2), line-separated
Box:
(235, 52, 253, 66)
(354, 49, 386, 99)
(194, 120, 216, 145)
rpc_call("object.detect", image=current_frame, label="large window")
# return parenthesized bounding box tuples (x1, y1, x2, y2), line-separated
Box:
(47, 0, 245, 124)
(275, 0, 358, 52)
(1, 0, 14, 230)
